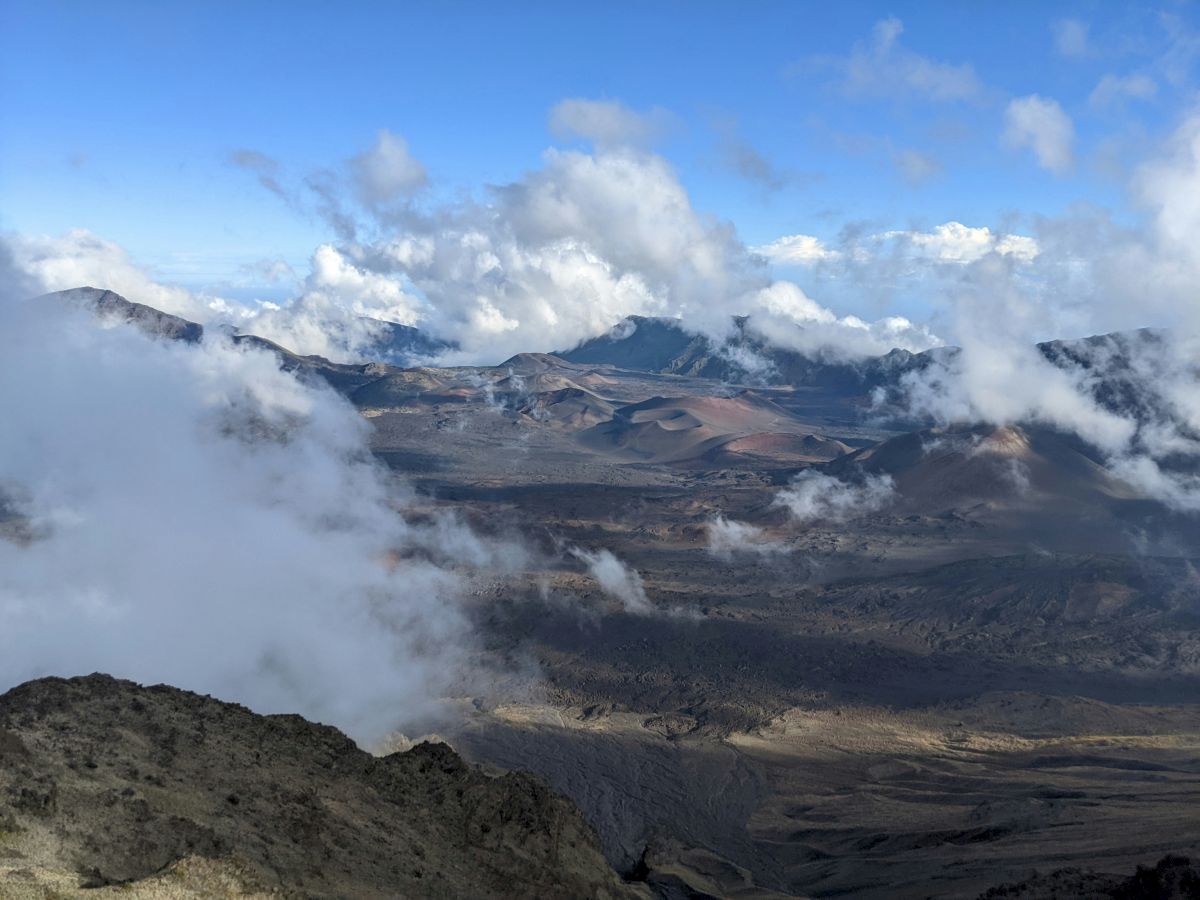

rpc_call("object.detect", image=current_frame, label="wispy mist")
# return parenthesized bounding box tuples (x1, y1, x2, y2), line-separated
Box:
(0, 291, 521, 741)
(706, 516, 789, 559)
(774, 471, 896, 523)
(569, 547, 655, 615)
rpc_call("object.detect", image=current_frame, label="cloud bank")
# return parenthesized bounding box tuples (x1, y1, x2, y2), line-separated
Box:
(884, 110, 1200, 512)
(6, 101, 946, 366)
(0, 291, 525, 741)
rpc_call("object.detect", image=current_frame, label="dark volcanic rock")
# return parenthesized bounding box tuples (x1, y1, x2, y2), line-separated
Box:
(0, 674, 644, 899)
(40, 287, 413, 401)
(559, 317, 704, 373)
(559, 316, 1182, 429)
(45, 286, 204, 342)
(558, 314, 938, 393)
(370, 317, 456, 366)
(978, 853, 1200, 899)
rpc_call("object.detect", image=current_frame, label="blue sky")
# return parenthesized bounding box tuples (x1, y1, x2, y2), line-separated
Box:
(2, 1, 1199, 353)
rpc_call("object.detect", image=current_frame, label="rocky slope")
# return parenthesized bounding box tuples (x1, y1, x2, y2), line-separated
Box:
(47, 287, 204, 343)
(41, 286, 444, 373)
(559, 316, 1174, 430)
(0, 674, 645, 899)
(558, 314, 929, 392)
(978, 853, 1200, 898)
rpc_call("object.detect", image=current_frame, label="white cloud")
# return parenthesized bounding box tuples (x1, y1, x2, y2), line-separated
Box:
(569, 547, 654, 615)
(6, 229, 220, 323)
(11, 123, 952, 367)
(238, 244, 424, 360)
(837, 17, 983, 103)
(706, 517, 788, 560)
(883, 222, 1040, 264)
(349, 129, 427, 207)
(548, 98, 673, 149)
(746, 281, 941, 358)
(359, 145, 763, 360)
(774, 471, 895, 523)
(880, 110, 1200, 513)
(5, 233, 425, 364)
(752, 222, 1041, 323)
(0, 293, 528, 741)
(1003, 95, 1075, 174)
(1135, 112, 1200, 262)
(752, 234, 840, 265)
(899, 331, 1137, 458)
(894, 321, 1200, 513)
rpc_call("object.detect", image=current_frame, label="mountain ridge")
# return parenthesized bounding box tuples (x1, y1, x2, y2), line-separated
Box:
(0, 673, 645, 899)
(43, 288, 1166, 413)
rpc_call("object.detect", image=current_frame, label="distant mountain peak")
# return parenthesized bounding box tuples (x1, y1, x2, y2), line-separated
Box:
(360, 316, 456, 366)
(42, 286, 204, 343)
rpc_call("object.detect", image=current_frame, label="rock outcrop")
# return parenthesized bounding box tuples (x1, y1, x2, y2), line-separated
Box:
(0, 674, 645, 899)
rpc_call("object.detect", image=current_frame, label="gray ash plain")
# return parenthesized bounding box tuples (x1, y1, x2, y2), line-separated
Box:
(346, 345, 1200, 898)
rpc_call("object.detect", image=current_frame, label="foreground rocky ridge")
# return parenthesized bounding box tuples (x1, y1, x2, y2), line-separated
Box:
(979, 853, 1200, 898)
(0, 674, 644, 899)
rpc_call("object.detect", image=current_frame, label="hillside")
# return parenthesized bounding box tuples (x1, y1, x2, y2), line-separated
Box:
(0, 674, 644, 899)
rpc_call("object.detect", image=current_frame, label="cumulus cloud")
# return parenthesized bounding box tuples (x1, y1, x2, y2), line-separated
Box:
(237, 243, 425, 361)
(5, 229, 219, 323)
(894, 322, 1200, 512)
(232, 130, 428, 236)
(753, 234, 840, 265)
(0, 292, 528, 741)
(1004, 95, 1075, 174)
(746, 281, 940, 358)
(832, 17, 983, 103)
(10, 190, 942, 371)
(881, 222, 1040, 264)
(755, 222, 1040, 293)
(412, 144, 752, 358)
(549, 98, 673, 149)
(881, 110, 1200, 514)
(774, 471, 895, 523)
(350, 142, 931, 362)
(898, 321, 1137, 458)
(305, 168, 359, 242)
(25, 107, 959, 368)
(348, 129, 428, 207)
(569, 547, 654, 615)
(1135, 113, 1200, 266)
(706, 517, 788, 560)
(3, 232, 427, 364)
